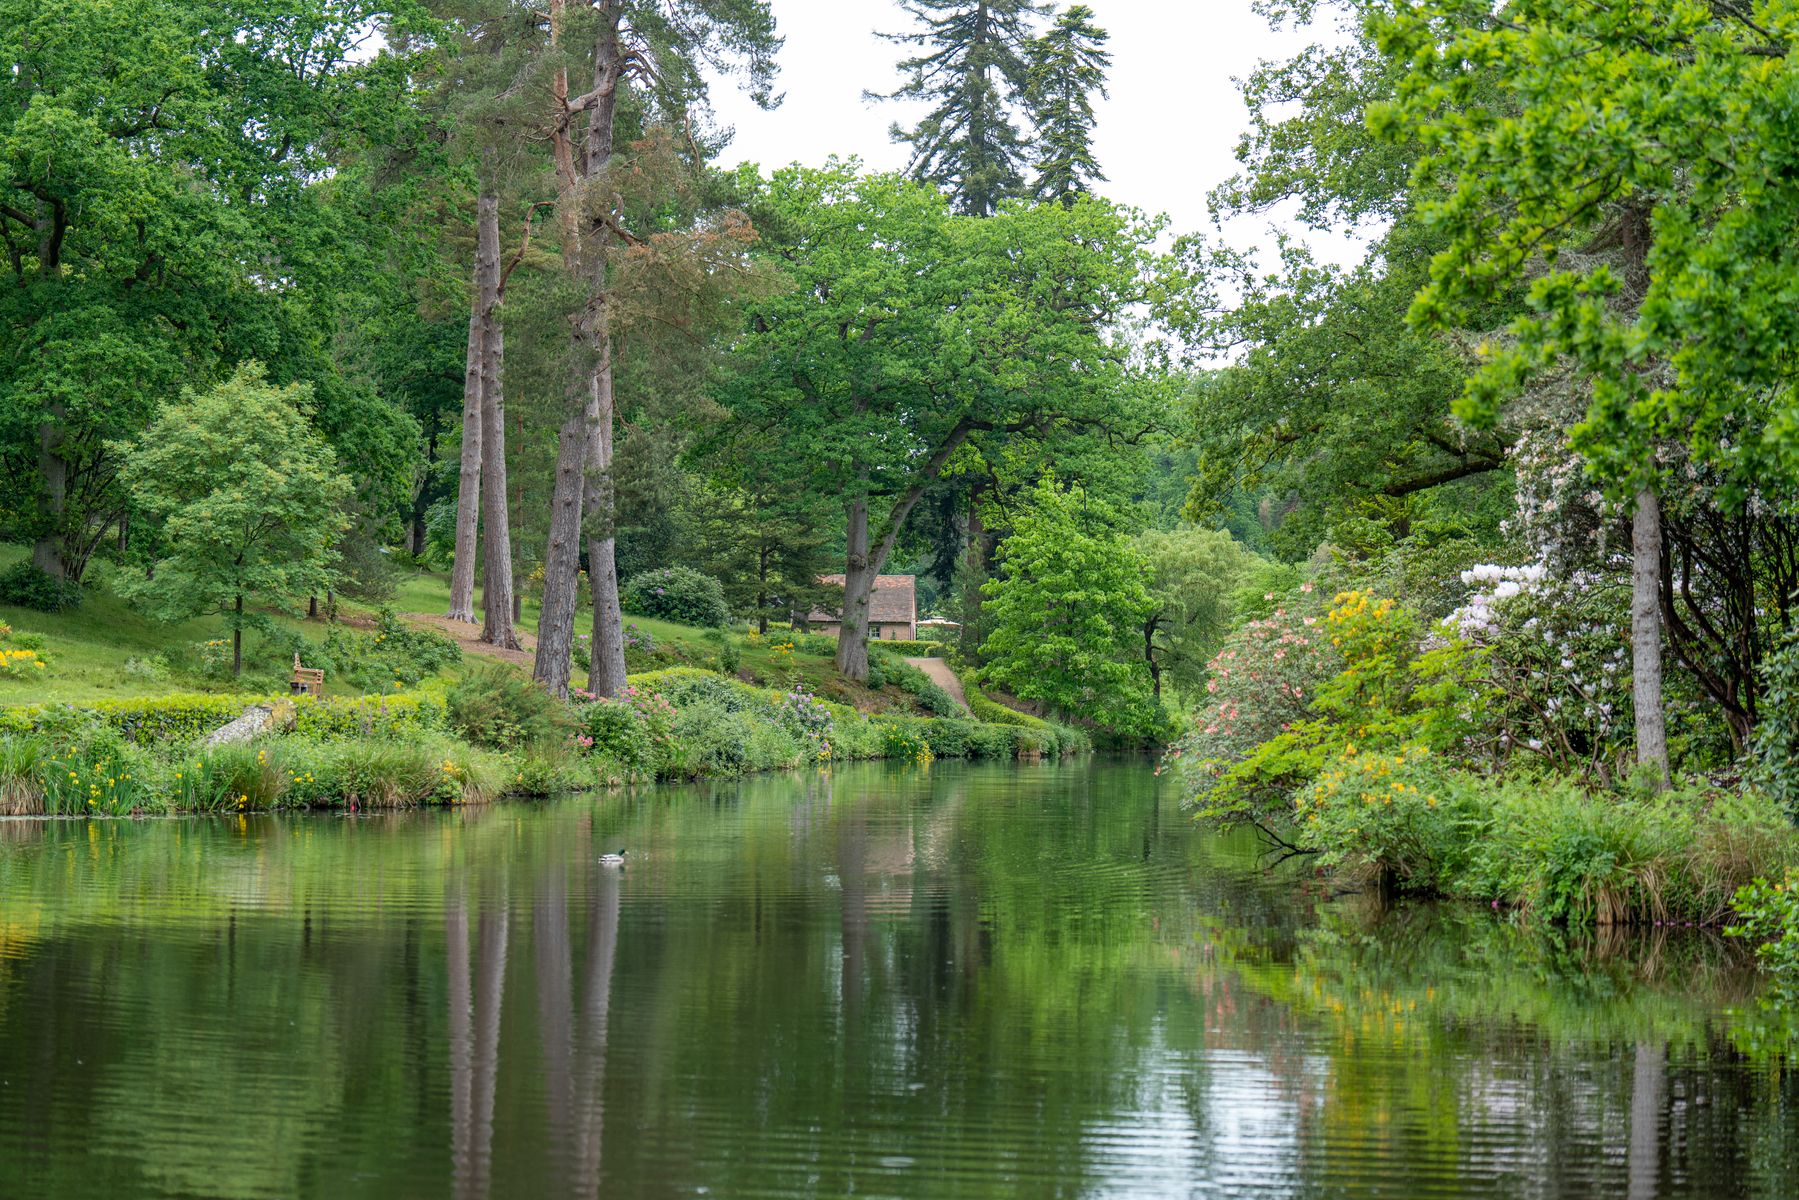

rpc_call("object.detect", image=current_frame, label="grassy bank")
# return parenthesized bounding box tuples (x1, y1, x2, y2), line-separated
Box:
(0, 665, 1088, 817)
(1281, 749, 1799, 926)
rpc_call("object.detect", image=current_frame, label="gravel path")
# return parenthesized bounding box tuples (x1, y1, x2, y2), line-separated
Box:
(906, 656, 970, 713)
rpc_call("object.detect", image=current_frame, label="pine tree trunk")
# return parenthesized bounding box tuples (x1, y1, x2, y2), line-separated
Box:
(1632, 486, 1670, 787)
(475, 187, 519, 651)
(532, 3, 623, 699)
(834, 498, 875, 682)
(535, 397, 592, 699)
(585, 352, 628, 697)
(446, 203, 491, 625)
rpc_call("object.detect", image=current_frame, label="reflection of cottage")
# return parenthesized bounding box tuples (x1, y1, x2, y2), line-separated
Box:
(808, 574, 917, 641)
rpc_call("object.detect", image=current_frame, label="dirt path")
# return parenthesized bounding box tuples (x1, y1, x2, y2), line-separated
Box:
(906, 656, 969, 713)
(404, 613, 537, 669)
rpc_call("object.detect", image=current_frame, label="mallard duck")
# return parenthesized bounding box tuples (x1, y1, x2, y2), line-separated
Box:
(599, 848, 627, 867)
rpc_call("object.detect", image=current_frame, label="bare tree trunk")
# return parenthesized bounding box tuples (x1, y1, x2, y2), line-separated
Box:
(835, 497, 875, 682)
(533, 2, 623, 698)
(475, 188, 519, 651)
(535, 397, 593, 698)
(1632, 486, 1670, 787)
(447, 204, 491, 624)
(586, 355, 628, 697)
(232, 593, 244, 677)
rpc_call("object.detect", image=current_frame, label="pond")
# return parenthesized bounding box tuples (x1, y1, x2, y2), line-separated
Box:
(0, 761, 1794, 1198)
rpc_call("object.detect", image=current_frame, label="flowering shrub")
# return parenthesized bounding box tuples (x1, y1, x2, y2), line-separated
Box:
(574, 694, 657, 773)
(1293, 745, 1475, 891)
(877, 720, 935, 764)
(776, 684, 836, 761)
(620, 566, 730, 628)
(0, 645, 48, 678)
(1178, 589, 1487, 833)
(1167, 586, 1339, 798)
(1444, 562, 1634, 777)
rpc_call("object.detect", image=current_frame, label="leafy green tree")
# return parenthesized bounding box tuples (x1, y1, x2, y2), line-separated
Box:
(0, 0, 425, 582)
(1135, 526, 1259, 702)
(1025, 4, 1110, 204)
(118, 365, 353, 677)
(1364, 0, 1799, 780)
(682, 467, 835, 634)
(872, 0, 1049, 216)
(980, 476, 1155, 732)
(716, 165, 1156, 681)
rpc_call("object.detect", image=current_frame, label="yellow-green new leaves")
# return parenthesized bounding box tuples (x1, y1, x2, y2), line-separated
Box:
(118, 364, 353, 663)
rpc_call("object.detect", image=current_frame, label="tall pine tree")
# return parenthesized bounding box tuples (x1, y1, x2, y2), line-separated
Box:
(871, 0, 1049, 216)
(1027, 4, 1109, 204)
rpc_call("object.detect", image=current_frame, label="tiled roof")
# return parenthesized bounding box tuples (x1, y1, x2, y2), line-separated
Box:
(810, 574, 917, 626)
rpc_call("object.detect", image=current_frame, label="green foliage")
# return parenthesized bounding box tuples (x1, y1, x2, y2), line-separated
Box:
(0, 691, 449, 747)
(621, 566, 731, 628)
(0, 562, 84, 612)
(873, 639, 950, 659)
(0, 733, 47, 815)
(118, 365, 354, 672)
(0, 0, 426, 579)
(313, 610, 461, 692)
(1751, 631, 1799, 820)
(289, 693, 449, 741)
(980, 475, 1157, 733)
(574, 699, 656, 775)
(715, 166, 1158, 675)
(447, 669, 569, 751)
(1727, 872, 1799, 1005)
(1135, 526, 1259, 701)
(1299, 759, 1799, 927)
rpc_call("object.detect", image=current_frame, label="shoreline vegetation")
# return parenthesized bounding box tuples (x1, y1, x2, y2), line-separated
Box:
(0, 575, 1091, 818)
(1169, 583, 1799, 993)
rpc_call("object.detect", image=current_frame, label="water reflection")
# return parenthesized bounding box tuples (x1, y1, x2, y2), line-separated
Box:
(0, 763, 1794, 1198)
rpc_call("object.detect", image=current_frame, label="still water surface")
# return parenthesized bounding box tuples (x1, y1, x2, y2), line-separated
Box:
(0, 761, 1795, 1198)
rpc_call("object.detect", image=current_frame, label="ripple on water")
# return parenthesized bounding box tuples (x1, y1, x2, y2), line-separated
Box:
(0, 762, 1793, 1199)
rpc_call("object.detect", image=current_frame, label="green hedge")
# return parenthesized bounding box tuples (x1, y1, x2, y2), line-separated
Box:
(872, 639, 950, 659)
(0, 690, 447, 745)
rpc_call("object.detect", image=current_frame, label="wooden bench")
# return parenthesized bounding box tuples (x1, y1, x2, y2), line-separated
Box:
(290, 653, 325, 697)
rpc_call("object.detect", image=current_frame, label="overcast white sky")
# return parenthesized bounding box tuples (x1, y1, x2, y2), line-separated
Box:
(704, 0, 1366, 266)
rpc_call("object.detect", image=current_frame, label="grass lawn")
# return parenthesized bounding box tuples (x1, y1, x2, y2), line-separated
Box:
(2, 549, 933, 716)
(0, 546, 350, 705)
